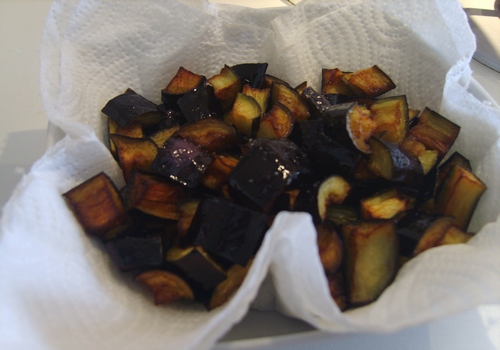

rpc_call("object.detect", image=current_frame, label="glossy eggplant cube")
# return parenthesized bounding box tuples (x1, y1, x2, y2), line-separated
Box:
(177, 84, 221, 122)
(187, 196, 269, 266)
(228, 138, 310, 211)
(105, 235, 163, 271)
(150, 135, 214, 189)
(231, 63, 268, 88)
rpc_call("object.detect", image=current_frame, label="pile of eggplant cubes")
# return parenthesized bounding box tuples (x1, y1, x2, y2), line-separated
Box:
(63, 63, 486, 311)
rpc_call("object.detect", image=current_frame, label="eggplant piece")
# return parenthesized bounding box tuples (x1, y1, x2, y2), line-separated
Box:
(201, 154, 239, 192)
(301, 86, 333, 119)
(227, 93, 262, 138)
(409, 107, 460, 160)
(242, 84, 270, 115)
(176, 118, 238, 153)
(107, 119, 144, 157)
(110, 135, 159, 182)
(400, 135, 439, 175)
(105, 235, 163, 271)
(208, 65, 242, 112)
(317, 175, 351, 222)
(341, 65, 396, 97)
(436, 151, 471, 187)
(125, 171, 186, 220)
(341, 220, 399, 306)
(231, 63, 268, 89)
(148, 125, 180, 147)
(326, 270, 348, 311)
(166, 245, 227, 294)
(176, 83, 221, 122)
(316, 222, 343, 274)
(102, 89, 164, 128)
(162, 67, 205, 110)
(434, 164, 486, 231)
(413, 215, 457, 256)
(209, 260, 252, 310)
(150, 135, 214, 189)
(326, 204, 359, 228)
(256, 102, 294, 139)
(228, 138, 310, 211)
(295, 81, 308, 95)
(135, 270, 194, 305)
(262, 74, 291, 89)
(345, 104, 377, 154)
(63, 172, 130, 239)
(321, 68, 353, 96)
(270, 81, 310, 122)
(176, 199, 200, 242)
(437, 225, 473, 246)
(360, 187, 413, 220)
(187, 196, 269, 266)
(369, 95, 409, 145)
(367, 137, 424, 185)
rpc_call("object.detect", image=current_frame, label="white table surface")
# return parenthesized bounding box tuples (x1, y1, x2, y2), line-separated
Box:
(1, 1, 500, 349)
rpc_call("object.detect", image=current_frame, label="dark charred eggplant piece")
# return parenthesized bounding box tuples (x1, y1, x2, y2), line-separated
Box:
(321, 68, 353, 96)
(434, 164, 486, 231)
(367, 137, 424, 185)
(176, 118, 237, 153)
(228, 93, 262, 138)
(177, 83, 221, 122)
(102, 89, 164, 128)
(150, 135, 214, 189)
(409, 107, 460, 160)
(166, 245, 227, 294)
(301, 86, 334, 119)
(228, 138, 310, 211)
(136, 270, 194, 305)
(231, 63, 268, 89)
(209, 259, 252, 310)
(360, 187, 413, 220)
(256, 102, 294, 139)
(125, 171, 186, 220)
(105, 235, 163, 271)
(110, 135, 159, 182)
(162, 67, 205, 110)
(341, 220, 399, 306)
(63, 172, 130, 239)
(208, 65, 242, 112)
(370, 95, 409, 145)
(270, 82, 310, 122)
(187, 196, 269, 266)
(341, 65, 396, 97)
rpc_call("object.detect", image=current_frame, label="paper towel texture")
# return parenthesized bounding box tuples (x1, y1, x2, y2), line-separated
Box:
(2, 0, 500, 348)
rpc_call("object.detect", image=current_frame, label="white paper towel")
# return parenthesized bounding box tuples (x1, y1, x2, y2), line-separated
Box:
(2, 0, 500, 348)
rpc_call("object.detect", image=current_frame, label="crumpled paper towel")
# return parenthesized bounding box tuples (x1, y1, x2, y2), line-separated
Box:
(1, 0, 500, 349)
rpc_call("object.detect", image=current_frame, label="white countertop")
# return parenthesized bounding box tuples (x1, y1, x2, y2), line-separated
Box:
(1, 1, 499, 349)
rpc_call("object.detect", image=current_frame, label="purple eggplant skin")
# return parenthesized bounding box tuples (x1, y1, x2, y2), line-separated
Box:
(150, 135, 214, 189)
(228, 138, 311, 211)
(396, 210, 438, 257)
(177, 83, 222, 123)
(161, 77, 206, 111)
(101, 91, 160, 128)
(231, 63, 268, 89)
(187, 196, 269, 266)
(105, 235, 163, 271)
(324, 93, 351, 106)
(293, 180, 323, 224)
(302, 87, 333, 119)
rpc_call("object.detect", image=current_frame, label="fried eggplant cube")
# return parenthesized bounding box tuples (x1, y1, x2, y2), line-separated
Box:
(126, 171, 186, 220)
(341, 65, 396, 97)
(210, 260, 253, 310)
(316, 222, 343, 274)
(256, 102, 294, 139)
(321, 68, 353, 96)
(242, 84, 270, 115)
(105, 235, 164, 271)
(201, 154, 239, 192)
(135, 270, 194, 305)
(107, 119, 144, 157)
(434, 164, 487, 231)
(227, 93, 262, 138)
(270, 81, 310, 122)
(317, 175, 351, 222)
(341, 220, 399, 306)
(369, 95, 409, 145)
(176, 82, 221, 122)
(208, 65, 242, 112)
(63, 172, 129, 238)
(187, 196, 269, 266)
(231, 63, 268, 88)
(162, 66, 205, 110)
(150, 135, 214, 189)
(176, 118, 238, 153)
(360, 187, 412, 220)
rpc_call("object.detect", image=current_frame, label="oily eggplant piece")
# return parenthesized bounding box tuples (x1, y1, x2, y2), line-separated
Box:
(201, 154, 239, 193)
(227, 93, 262, 138)
(316, 222, 343, 274)
(176, 118, 238, 153)
(400, 134, 439, 175)
(242, 84, 270, 116)
(256, 102, 294, 139)
(209, 259, 253, 310)
(413, 215, 457, 256)
(125, 171, 186, 220)
(148, 125, 180, 147)
(176, 199, 200, 242)
(342, 220, 399, 306)
(208, 65, 242, 112)
(177, 83, 222, 122)
(162, 67, 205, 110)
(369, 95, 409, 145)
(326, 271, 348, 311)
(436, 151, 471, 187)
(110, 135, 159, 182)
(321, 68, 353, 96)
(105, 235, 164, 271)
(345, 104, 377, 154)
(301, 86, 334, 119)
(326, 205, 359, 228)
(150, 135, 214, 189)
(434, 164, 487, 231)
(187, 196, 269, 266)
(317, 175, 351, 222)
(231, 63, 268, 89)
(63, 172, 130, 239)
(270, 81, 310, 122)
(360, 187, 413, 220)
(107, 119, 144, 157)
(341, 65, 396, 97)
(102, 89, 164, 128)
(136, 270, 194, 305)
(367, 137, 424, 185)
(166, 245, 227, 295)
(409, 107, 460, 160)
(228, 138, 310, 211)
(262, 74, 290, 89)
